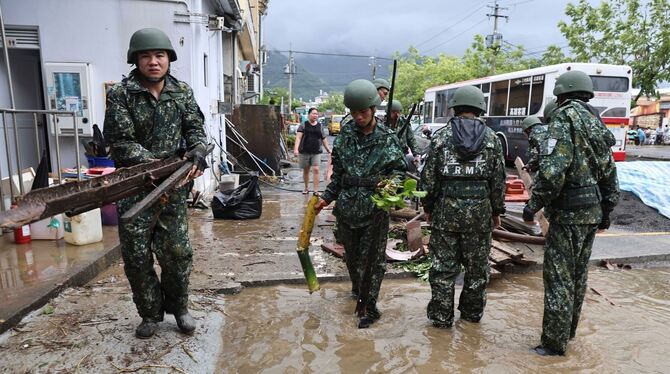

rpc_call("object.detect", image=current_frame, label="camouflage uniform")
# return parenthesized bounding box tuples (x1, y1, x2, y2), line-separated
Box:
(527, 124, 548, 172)
(527, 99, 619, 354)
(389, 115, 418, 155)
(321, 119, 406, 314)
(421, 118, 506, 327)
(103, 69, 206, 322)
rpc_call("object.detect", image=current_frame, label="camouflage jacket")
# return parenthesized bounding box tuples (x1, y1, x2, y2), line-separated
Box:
(421, 118, 506, 233)
(527, 124, 548, 171)
(527, 99, 619, 224)
(322, 119, 407, 228)
(103, 69, 207, 167)
(388, 115, 418, 155)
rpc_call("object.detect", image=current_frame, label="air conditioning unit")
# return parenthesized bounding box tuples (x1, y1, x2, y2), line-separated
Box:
(247, 73, 259, 93)
(208, 16, 226, 31)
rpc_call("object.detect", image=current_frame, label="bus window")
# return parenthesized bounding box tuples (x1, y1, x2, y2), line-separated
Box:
(481, 82, 490, 94)
(591, 76, 629, 92)
(435, 91, 448, 119)
(490, 80, 509, 116)
(601, 107, 627, 117)
(529, 75, 545, 115)
(508, 76, 531, 116)
(423, 101, 433, 123)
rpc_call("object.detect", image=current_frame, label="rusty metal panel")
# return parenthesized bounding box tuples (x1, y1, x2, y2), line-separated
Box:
(228, 104, 281, 174)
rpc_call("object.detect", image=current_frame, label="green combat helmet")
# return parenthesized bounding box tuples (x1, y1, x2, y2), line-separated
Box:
(543, 99, 558, 122)
(553, 70, 594, 98)
(127, 28, 177, 64)
(344, 79, 382, 111)
(391, 99, 403, 112)
(522, 116, 543, 131)
(448, 85, 487, 113)
(372, 78, 390, 91)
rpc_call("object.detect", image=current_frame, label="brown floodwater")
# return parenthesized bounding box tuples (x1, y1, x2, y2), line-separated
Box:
(218, 267, 670, 373)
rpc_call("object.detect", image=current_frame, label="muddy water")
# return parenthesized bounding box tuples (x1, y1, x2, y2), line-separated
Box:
(218, 268, 670, 373)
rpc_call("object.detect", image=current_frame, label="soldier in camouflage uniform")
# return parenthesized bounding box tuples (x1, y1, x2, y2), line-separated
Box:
(421, 86, 506, 328)
(103, 28, 208, 339)
(543, 99, 558, 123)
(339, 78, 391, 131)
(521, 116, 547, 172)
(315, 79, 406, 328)
(388, 100, 420, 172)
(523, 70, 619, 355)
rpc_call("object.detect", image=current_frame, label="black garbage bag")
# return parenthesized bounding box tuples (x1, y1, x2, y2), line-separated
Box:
(211, 176, 262, 219)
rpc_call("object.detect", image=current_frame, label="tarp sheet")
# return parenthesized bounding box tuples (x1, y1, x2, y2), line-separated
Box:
(616, 161, 670, 219)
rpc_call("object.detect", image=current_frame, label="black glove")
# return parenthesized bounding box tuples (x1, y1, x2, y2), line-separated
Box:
(598, 210, 611, 230)
(523, 205, 536, 222)
(185, 144, 208, 172)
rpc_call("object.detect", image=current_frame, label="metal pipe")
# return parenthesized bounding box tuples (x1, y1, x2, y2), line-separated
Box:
(33, 113, 40, 162)
(0, 5, 16, 109)
(52, 114, 62, 183)
(72, 112, 81, 181)
(10, 112, 23, 194)
(1, 112, 14, 199)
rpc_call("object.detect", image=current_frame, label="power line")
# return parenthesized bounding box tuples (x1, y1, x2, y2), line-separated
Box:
(412, 1, 489, 48)
(275, 49, 393, 61)
(423, 17, 489, 53)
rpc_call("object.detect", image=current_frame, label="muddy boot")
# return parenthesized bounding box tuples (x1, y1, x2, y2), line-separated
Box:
(533, 345, 563, 356)
(135, 320, 158, 339)
(175, 312, 196, 334)
(357, 304, 382, 329)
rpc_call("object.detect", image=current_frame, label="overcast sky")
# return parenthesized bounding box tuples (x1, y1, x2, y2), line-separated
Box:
(263, 0, 600, 58)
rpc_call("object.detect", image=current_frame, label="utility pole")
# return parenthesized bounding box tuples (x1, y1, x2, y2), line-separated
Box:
(284, 49, 295, 114)
(486, 0, 508, 74)
(369, 56, 377, 79)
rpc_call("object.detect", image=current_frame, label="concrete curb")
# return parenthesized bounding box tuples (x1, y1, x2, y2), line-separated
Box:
(0, 244, 122, 335)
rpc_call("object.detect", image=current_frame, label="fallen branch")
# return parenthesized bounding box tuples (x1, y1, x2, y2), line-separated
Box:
(590, 287, 616, 306)
(111, 362, 187, 374)
(74, 352, 92, 373)
(182, 343, 198, 363)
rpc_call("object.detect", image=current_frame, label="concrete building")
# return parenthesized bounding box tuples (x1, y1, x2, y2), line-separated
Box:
(631, 88, 670, 129)
(0, 0, 268, 205)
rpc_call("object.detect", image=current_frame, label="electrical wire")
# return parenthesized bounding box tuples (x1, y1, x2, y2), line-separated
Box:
(412, 1, 489, 49)
(423, 17, 489, 53)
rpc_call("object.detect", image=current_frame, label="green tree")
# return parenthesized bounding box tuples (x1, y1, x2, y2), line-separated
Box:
(260, 87, 302, 112)
(317, 92, 346, 113)
(559, 0, 670, 100)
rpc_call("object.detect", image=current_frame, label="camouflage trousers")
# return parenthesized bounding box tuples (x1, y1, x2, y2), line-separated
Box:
(427, 229, 491, 327)
(116, 186, 193, 322)
(541, 223, 597, 354)
(337, 213, 389, 312)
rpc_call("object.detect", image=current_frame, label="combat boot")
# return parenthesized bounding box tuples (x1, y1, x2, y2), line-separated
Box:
(175, 312, 196, 334)
(533, 345, 563, 356)
(357, 304, 382, 329)
(135, 320, 158, 339)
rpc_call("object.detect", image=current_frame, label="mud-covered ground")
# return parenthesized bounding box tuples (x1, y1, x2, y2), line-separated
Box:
(610, 191, 670, 232)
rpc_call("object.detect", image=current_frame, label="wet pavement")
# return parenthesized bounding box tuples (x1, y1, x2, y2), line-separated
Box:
(625, 145, 670, 160)
(0, 226, 120, 332)
(218, 268, 670, 373)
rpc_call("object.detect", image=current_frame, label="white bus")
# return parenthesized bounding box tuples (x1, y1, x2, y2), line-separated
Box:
(423, 63, 632, 162)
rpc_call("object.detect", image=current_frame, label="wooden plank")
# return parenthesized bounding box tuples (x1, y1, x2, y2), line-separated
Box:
(515, 156, 549, 236)
(490, 267, 502, 280)
(492, 240, 522, 259)
(489, 247, 513, 265)
(321, 242, 345, 258)
(511, 257, 538, 266)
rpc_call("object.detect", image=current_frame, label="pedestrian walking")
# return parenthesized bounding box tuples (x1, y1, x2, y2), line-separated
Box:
(523, 70, 619, 356)
(420, 86, 506, 328)
(294, 108, 331, 194)
(103, 28, 208, 339)
(315, 79, 406, 328)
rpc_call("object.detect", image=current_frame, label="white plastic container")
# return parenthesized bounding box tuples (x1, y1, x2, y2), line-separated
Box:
(64, 208, 103, 246)
(219, 174, 240, 191)
(30, 215, 65, 240)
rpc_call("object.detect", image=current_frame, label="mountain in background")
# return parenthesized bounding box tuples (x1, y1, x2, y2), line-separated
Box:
(263, 49, 391, 102)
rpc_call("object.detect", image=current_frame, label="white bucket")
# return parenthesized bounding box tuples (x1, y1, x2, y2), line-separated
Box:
(64, 208, 103, 246)
(30, 215, 65, 240)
